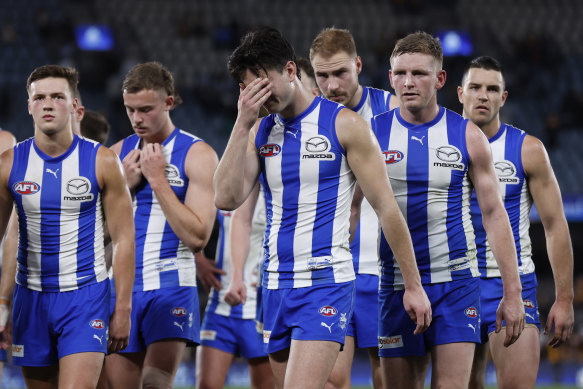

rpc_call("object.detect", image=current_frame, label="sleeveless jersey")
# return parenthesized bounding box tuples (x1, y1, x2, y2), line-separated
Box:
(350, 86, 392, 275)
(470, 123, 534, 280)
(371, 107, 479, 288)
(119, 128, 201, 291)
(9, 135, 107, 292)
(206, 189, 266, 319)
(256, 96, 356, 289)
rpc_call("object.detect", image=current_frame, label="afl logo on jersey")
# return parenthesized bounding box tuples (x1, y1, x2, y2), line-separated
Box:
(523, 300, 535, 309)
(464, 307, 478, 318)
(495, 161, 519, 184)
(434, 145, 464, 170)
(13, 181, 40, 195)
(65, 177, 94, 201)
(259, 144, 281, 157)
(383, 150, 404, 164)
(89, 319, 105, 329)
(172, 307, 187, 317)
(165, 164, 185, 187)
(318, 306, 338, 317)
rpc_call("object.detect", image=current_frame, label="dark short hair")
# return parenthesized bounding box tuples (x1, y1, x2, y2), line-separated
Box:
(296, 57, 315, 82)
(310, 27, 357, 60)
(391, 31, 443, 68)
(27, 65, 80, 97)
(461, 56, 505, 87)
(122, 62, 183, 106)
(227, 26, 297, 84)
(81, 110, 111, 145)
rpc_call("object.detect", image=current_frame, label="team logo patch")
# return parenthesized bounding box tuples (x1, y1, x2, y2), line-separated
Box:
(13, 181, 40, 195)
(263, 330, 272, 343)
(464, 307, 478, 318)
(339, 312, 347, 329)
(495, 161, 520, 184)
(259, 144, 281, 157)
(12, 344, 24, 357)
(434, 145, 464, 170)
(302, 136, 335, 160)
(523, 300, 535, 309)
(378, 335, 403, 349)
(319, 306, 338, 317)
(172, 307, 188, 317)
(200, 330, 217, 341)
(165, 164, 185, 187)
(90, 319, 105, 329)
(65, 177, 94, 201)
(383, 150, 404, 164)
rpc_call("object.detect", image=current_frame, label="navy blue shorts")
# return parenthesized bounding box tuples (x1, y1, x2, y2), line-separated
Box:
(346, 274, 379, 348)
(262, 281, 355, 354)
(200, 311, 266, 359)
(379, 278, 480, 357)
(12, 281, 110, 366)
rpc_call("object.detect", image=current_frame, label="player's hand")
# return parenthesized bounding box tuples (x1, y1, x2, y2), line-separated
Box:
(224, 278, 247, 306)
(108, 308, 131, 353)
(544, 299, 574, 348)
(236, 78, 272, 129)
(0, 303, 11, 349)
(195, 255, 225, 293)
(122, 149, 143, 190)
(495, 292, 525, 347)
(140, 143, 167, 187)
(403, 286, 432, 335)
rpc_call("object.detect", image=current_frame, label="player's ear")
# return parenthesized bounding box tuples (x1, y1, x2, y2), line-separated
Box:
(285, 61, 297, 82)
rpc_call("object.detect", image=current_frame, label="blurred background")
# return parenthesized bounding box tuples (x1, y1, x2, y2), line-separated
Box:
(1, 0, 583, 387)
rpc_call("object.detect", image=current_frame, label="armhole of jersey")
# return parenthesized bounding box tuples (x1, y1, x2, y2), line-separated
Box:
(182, 138, 203, 179)
(93, 143, 103, 192)
(254, 117, 271, 151)
(329, 106, 346, 155)
(460, 119, 472, 166)
(517, 131, 528, 178)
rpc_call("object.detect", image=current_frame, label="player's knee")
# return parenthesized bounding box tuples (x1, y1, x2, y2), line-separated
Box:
(325, 371, 350, 389)
(142, 366, 173, 389)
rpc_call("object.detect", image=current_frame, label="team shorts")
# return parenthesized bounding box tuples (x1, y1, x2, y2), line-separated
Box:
(200, 311, 267, 359)
(346, 274, 379, 348)
(120, 286, 199, 353)
(479, 275, 540, 343)
(12, 280, 110, 366)
(0, 348, 7, 362)
(378, 278, 480, 358)
(262, 281, 355, 354)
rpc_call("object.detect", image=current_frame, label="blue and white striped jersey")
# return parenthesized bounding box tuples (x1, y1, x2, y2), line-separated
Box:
(256, 96, 356, 289)
(470, 123, 534, 280)
(119, 128, 201, 291)
(372, 107, 480, 288)
(350, 86, 393, 275)
(9, 135, 107, 292)
(206, 189, 267, 319)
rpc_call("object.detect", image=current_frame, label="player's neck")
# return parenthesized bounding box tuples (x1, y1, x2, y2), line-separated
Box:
(142, 121, 175, 146)
(279, 84, 315, 119)
(400, 100, 440, 125)
(346, 84, 363, 110)
(34, 126, 75, 157)
(481, 116, 502, 139)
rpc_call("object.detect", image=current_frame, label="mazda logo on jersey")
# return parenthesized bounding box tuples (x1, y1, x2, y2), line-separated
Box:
(383, 150, 404, 164)
(303, 136, 335, 160)
(495, 161, 515, 177)
(165, 164, 184, 187)
(67, 178, 90, 195)
(435, 146, 461, 162)
(434, 145, 464, 171)
(305, 136, 329, 152)
(64, 177, 94, 202)
(259, 144, 281, 157)
(13, 181, 40, 195)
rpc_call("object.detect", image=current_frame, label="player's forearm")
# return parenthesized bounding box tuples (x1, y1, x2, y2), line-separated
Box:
(546, 222, 574, 303)
(214, 125, 254, 210)
(150, 182, 214, 252)
(483, 208, 522, 294)
(0, 213, 18, 300)
(112, 240, 135, 313)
